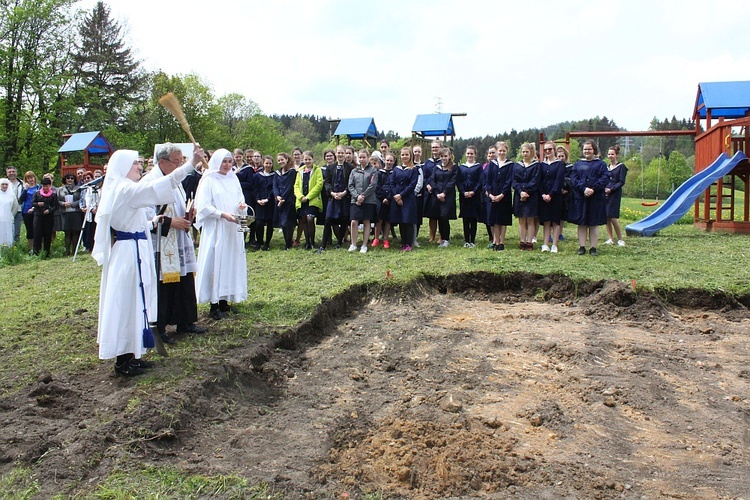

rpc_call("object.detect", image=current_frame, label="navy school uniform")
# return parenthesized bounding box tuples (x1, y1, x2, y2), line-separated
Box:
(538, 159, 566, 224)
(376, 168, 393, 222)
(605, 163, 628, 218)
(236, 164, 256, 207)
(457, 162, 483, 219)
(512, 161, 540, 218)
(324, 163, 352, 221)
(484, 159, 514, 226)
(252, 171, 275, 222)
(424, 165, 458, 220)
(420, 158, 439, 217)
(273, 168, 297, 228)
(567, 158, 609, 226)
(388, 166, 420, 224)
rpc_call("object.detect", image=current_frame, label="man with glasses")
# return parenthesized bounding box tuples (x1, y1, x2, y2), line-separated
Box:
(145, 143, 207, 345)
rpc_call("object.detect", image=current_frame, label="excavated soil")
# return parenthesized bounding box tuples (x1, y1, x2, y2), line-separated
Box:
(1, 272, 749, 498)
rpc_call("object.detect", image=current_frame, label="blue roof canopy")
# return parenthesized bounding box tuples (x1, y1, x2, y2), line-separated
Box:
(412, 113, 455, 137)
(58, 131, 114, 155)
(334, 117, 378, 139)
(694, 81, 750, 120)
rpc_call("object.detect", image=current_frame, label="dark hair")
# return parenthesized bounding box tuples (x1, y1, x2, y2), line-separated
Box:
(41, 177, 52, 185)
(583, 140, 598, 155)
(608, 144, 621, 155)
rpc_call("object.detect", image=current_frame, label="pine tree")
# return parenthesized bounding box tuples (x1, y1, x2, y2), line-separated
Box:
(73, 1, 144, 129)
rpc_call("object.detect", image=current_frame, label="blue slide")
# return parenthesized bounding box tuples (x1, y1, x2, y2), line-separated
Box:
(626, 151, 748, 237)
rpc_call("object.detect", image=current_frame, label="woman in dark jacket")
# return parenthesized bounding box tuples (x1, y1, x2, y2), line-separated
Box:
(457, 145, 483, 248)
(604, 144, 628, 247)
(425, 147, 458, 247)
(31, 176, 58, 256)
(568, 140, 609, 256)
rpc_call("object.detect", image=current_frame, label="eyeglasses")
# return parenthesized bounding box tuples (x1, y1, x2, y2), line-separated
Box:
(544, 148, 554, 152)
(164, 158, 182, 166)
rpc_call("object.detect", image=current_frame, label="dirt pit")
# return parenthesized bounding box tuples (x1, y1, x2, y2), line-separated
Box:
(2, 274, 750, 498)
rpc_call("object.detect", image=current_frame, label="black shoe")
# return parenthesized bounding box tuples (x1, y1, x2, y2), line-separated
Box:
(130, 358, 153, 369)
(160, 333, 176, 344)
(209, 309, 226, 320)
(577, 246, 586, 255)
(261, 245, 270, 251)
(589, 247, 598, 256)
(177, 323, 207, 334)
(494, 243, 505, 251)
(114, 361, 145, 377)
(253, 244, 261, 251)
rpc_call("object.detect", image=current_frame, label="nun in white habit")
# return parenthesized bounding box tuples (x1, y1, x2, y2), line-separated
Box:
(194, 148, 248, 319)
(93, 148, 202, 376)
(0, 178, 19, 246)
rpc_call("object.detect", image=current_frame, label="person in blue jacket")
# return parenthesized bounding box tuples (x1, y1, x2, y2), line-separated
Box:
(388, 147, 420, 251)
(457, 145, 483, 248)
(539, 141, 566, 253)
(513, 142, 541, 250)
(568, 140, 609, 256)
(604, 144, 628, 247)
(273, 152, 297, 250)
(484, 141, 514, 251)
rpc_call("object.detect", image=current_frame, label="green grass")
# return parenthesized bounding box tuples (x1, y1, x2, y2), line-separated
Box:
(86, 466, 280, 499)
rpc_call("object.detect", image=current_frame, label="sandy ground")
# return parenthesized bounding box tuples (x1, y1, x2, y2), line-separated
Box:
(1, 275, 749, 498)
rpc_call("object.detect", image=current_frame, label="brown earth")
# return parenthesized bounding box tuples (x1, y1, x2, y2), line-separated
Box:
(1, 272, 749, 498)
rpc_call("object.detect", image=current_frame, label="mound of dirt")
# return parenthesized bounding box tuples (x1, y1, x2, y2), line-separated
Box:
(1, 273, 749, 498)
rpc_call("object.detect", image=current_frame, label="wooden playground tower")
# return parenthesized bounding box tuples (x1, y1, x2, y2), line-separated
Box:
(545, 80, 750, 233)
(692, 81, 750, 232)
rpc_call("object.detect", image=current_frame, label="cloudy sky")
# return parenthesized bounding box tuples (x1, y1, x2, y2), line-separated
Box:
(80, 0, 750, 139)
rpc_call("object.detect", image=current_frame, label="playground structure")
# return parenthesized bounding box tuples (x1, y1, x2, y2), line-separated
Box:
(544, 80, 750, 235)
(58, 131, 114, 178)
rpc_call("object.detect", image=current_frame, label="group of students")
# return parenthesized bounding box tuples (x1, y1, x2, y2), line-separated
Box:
(224, 138, 628, 256)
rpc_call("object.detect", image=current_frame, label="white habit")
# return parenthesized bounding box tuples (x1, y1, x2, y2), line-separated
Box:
(194, 148, 248, 304)
(92, 150, 195, 360)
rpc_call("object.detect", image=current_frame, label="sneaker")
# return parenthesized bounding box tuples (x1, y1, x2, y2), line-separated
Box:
(383, 240, 390, 249)
(360, 245, 368, 254)
(558, 234, 565, 241)
(577, 246, 586, 255)
(589, 247, 598, 256)
(494, 243, 505, 251)
(439, 240, 450, 247)
(531, 237, 537, 244)
(468, 243, 475, 248)
(316, 247, 325, 254)
(526, 243, 534, 251)
(541, 244, 550, 252)
(550, 245, 558, 253)
(519, 242, 526, 250)
(487, 243, 495, 249)
(604, 239, 614, 245)
(617, 240, 626, 247)
(348, 244, 358, 252)
(464, 242, 471, 248)
(371, 238, 380, 247)
(401, 244, 412, 252)
(292, 240, 300, 247)
(413, 241, 421, 248)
